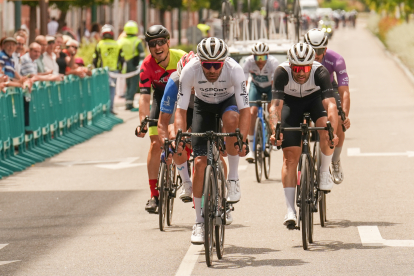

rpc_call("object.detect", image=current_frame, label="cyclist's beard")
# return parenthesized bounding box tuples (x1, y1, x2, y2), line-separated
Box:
(203, 69, 222, 83)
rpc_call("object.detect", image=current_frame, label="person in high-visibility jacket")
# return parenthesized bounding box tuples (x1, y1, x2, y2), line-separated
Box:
(93, 24, 124, 114)
(118, 21, 145, 111)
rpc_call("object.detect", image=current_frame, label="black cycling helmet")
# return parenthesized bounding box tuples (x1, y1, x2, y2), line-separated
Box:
(145, 25, 170, 42)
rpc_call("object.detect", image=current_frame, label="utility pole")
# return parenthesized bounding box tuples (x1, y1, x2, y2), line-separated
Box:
(143, 0, 147, 34)
(40, 0, 48, 35)
(114, 0, 119, 38)
(178, 7, 182, 45)
(15, 1, 22, 31)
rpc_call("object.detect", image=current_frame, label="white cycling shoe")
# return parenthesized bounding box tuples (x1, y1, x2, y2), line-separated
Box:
(226, 211, 233, 225)
(283, 213, 297, 228)
(245, 151, 255, 163)
(179, 180, 193, 202)
(226, 180, 241, 203)
(319, 171, 334, 191)
(191, 223, 204, 244)
(330, 160, 344, 184)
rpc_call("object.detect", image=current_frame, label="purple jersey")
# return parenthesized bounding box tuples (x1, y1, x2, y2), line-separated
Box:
(321, 49, 349, 87)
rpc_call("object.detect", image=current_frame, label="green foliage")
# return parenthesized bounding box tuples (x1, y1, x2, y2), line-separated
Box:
(76, 39, 97, 66)
(174, 44, 195, 53)
(321, 0, 348, 10)
(242, 0, 262, 12)
(386, 21, 414, 73)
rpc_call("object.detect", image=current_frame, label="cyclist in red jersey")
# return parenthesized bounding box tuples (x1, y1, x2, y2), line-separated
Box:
(135, 25, 186, 213)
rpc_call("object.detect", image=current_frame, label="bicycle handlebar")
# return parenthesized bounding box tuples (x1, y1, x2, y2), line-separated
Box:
(338, 107, 347, 133)
(136, 115, 158, 135)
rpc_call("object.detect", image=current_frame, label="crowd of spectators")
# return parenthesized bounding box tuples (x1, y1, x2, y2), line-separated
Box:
(0, 29, 92, 93)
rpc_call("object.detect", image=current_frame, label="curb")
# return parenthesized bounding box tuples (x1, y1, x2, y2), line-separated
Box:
(373, 34, 414, 87)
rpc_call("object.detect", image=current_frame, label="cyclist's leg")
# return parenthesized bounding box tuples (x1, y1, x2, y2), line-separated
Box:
(281, 95, 304, 225)
(146, 92, 163, 211)
(248, 83, 260, 147)
(332, 91, 345, 183)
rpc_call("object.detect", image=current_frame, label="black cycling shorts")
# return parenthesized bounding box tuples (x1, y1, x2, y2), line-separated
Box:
(192, 95, 239, 157)
(169, 105, 193, 130)
(281, 92, 327, 148)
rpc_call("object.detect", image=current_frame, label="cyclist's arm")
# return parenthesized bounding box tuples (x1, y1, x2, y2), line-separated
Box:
(315, 66, 338, 134)
(334, 56, 350, 116)
(269, 66, 288, 131)
(232, 65, 250, 140)
(158, 77, 178, 144)
(138, 62, 152, 122)
(158, 112, 172, 145)
(176, 63, 194, 134)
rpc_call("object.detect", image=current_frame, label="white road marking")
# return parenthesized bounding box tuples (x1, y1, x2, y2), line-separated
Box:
(175, 244, 202, 276)
(348, 148, 414, 157)
(358, 226, 414, 247)
(53, 157, 147, 170)
(0, 244, 20, 266)
(238, 165, 248, 171)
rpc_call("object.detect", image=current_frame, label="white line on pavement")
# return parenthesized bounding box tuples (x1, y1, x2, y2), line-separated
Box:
(358, 226, 414, 247)
(175, 244, 202, 276)
(0, 244, 20, 266)
(348, 148, 414, 157)
(238, 165, 248, 171)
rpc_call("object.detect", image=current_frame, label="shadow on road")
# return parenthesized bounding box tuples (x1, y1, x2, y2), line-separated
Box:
(293, 240, 386, 252)
(201, 244, 307, 269)
(322, 219, 398, 228)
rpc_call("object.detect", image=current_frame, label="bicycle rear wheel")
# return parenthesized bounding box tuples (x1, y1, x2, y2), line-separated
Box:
(203, 165, 215, 267)
(299, 154, 310, 250)
(167, 164, 176, 226)
(215, 164, 226, 259)
(158, 163, 168, 231)
(254, 117, 263, 182)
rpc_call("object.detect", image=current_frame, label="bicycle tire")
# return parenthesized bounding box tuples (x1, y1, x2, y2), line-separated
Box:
(308, 156, 314, 244)
(313, 138, 326, 227)
(167, 164, 176, 226)
(215, 163, 226, 259)
(254, 117, 263, 182)
(264, 121, 272, 179)
(158, 163, 167, 231)
(203, 165, 215, 267)
(299, 154, 309, 250)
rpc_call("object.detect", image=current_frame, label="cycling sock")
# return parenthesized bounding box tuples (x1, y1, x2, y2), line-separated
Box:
(194, 197, 204, 223)
(320, 152, 333, 173)
(248, 135, 254, 148)
(149, 179, 159, 198)
(332, 147, 342, 163)
(284, 187, 296, 215)
(177, 161, 191, 183)
(227, 154, 239, 180)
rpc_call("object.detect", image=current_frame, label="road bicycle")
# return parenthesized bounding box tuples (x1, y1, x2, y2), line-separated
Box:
(176, 128, 244, 267)
(275, 113, 334, 250)
(250, 93, 273, 182)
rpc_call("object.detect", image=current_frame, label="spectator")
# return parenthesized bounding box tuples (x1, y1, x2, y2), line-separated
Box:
(43, 36, 59, 75)
(0, 37, 24, 80)
(34, 35, 48, 73)
(48, 17, 59, 36)
(65, 39, 91, 77)
(90, 23, 101, 42)
(60, 22, 77, 40)
(55, 34, 67, 74)
(13, 34, 27, 76)
(20, 42, 63, 82)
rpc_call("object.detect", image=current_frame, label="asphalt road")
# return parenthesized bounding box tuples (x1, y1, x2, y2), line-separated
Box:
(1, 19, 414, 275)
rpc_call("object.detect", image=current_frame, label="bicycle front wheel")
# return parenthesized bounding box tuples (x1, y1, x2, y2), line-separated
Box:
(254, 117, 263, 182)
(215, 164, 226, 259)
(158, 163, 168, 231)
(299, 154, 311, 250)
(167, 164, 176, 226)
(313, 137, 327, 227)
(203, 165, 215, 267)
(264, 121, 272, 179)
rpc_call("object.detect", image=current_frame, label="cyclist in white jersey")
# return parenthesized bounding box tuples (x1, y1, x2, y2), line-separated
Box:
(176, 37, 250, 244)
(269, 43, 339, 228)
(242, 42, 279, 162)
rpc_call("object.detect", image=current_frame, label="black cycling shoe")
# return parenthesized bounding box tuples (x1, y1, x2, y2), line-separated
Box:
(145, 196, 159, 213)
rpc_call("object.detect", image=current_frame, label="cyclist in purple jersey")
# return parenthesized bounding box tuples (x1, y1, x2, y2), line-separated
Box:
(305, 28, 351, 184)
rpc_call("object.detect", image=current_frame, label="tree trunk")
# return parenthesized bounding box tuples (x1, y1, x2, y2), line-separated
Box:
(160, 9, 165, 26)
(58, 10, 68, 31)
(29, 5, 37, 43)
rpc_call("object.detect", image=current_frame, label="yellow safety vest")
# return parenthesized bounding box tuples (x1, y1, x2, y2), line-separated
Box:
(96, 39, 122, 71)
(197, 24, 210, 37)
(118, 36, 142, 61)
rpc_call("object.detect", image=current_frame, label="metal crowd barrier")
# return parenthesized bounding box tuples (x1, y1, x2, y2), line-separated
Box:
(0, 68, 123, 178)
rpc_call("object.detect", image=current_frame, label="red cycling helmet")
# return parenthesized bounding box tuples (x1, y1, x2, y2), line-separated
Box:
(177, 51, 196, 76)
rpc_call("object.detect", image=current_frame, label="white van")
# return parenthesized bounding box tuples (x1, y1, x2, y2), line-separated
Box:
(300, 0, 319, 16)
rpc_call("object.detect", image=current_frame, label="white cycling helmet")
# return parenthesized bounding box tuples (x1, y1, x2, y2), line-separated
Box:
(197, 37, 229, 61)
(287, 43, 315, 65)
(251, 41, 270, 55)
(304, 28, 328, 49)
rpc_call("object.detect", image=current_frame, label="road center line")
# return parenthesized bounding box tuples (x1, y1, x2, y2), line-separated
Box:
(358, 226, 414, 247)
(175, 244, 202, 276)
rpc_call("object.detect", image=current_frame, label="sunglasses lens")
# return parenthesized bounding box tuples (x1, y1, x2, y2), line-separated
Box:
(202, 62, 223, 70)
(315, 48, 326, 55)
(149, 39, 167, 47)
(292, 66, 312, 73)
(254, 55, 268, 61)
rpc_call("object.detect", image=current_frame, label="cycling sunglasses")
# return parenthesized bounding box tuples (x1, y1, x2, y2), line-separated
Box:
(201, 61, 224, 70)
(148, 38, 168, 48)
(254, 55, 268, 61)
(315, 48, 326, 55)
(291, 65, 312, 73)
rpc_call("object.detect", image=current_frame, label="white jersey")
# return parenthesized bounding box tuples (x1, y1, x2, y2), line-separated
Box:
(177, 57, 249, 110)
(280, 61, 322, 98)
(242, 55, 279, 88)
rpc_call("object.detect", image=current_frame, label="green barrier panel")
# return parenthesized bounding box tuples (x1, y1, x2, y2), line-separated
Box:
(0, 92, 17, 175)
(25, 82, 57, 158)
(0, 89, 31, 170)
(79, 76, 106, 133)
(7, 87, 45, 163)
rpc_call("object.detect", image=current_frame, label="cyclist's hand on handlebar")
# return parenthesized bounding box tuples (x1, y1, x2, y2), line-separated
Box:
(342, 117, 351, 130)
(174, 140, 185, 155)
(235, 142, 249, 157)
(135, 126, 147, 138)
(325, 133, 339, 147)
(270, 133, 283, 147)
